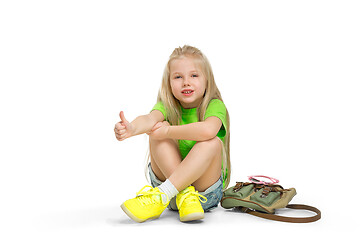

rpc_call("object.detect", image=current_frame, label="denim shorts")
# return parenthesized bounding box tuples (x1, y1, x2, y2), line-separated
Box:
(148, 164, 223, 211)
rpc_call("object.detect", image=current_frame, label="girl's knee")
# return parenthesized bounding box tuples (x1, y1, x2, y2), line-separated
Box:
(197, 137, 222, 152)
(149, 134, 160, 143)
(149, 135, 177, 146)
(149, 134, 157, 144)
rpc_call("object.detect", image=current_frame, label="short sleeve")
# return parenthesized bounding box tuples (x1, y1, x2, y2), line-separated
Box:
(151, 101, 167, 120)
(204, 99, 228, 139)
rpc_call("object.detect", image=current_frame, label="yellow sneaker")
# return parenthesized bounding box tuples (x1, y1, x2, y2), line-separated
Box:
(176, 186, 207, 222)
(121, 185, 169, 223)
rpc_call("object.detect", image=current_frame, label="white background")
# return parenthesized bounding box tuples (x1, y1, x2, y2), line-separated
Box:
(1, 0, 359, 239)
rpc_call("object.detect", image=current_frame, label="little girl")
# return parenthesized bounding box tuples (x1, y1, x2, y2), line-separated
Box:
(114, 45, 230, 223)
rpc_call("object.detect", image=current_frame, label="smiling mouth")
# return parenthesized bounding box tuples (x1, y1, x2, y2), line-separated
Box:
(181, 90, 194, 94)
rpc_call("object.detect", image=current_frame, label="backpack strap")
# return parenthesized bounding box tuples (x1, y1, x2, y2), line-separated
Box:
(239, 204, 321, 223)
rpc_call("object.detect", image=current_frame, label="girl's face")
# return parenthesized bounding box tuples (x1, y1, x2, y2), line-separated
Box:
(169, 56, 206, 109)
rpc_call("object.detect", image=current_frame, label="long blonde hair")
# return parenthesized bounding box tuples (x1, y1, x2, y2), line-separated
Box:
(156, 45, 231, 189)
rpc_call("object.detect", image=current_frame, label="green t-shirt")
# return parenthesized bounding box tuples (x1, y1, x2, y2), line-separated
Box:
(151, 99, 228, 159)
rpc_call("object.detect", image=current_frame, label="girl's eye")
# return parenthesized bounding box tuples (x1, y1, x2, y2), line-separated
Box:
(175, 76, 182, 79)
(192, 74, 198, 77)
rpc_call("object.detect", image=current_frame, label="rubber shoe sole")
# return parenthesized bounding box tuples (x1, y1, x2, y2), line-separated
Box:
(121, 203, 161, 223)
(180, 212, 204, 222)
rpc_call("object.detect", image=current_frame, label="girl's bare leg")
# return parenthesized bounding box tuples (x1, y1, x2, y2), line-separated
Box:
(149, 136, 222, 192)
(169, 137, 222, 191)
(149, 138, 182, 181)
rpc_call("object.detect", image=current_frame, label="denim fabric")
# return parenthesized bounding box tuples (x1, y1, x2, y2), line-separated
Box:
(148, 164, 223, 211)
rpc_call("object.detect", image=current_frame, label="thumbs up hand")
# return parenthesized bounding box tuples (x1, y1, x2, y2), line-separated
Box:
(114, 111, 134, 141)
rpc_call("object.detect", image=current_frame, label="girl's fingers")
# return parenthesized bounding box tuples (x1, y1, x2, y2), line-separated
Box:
(115, 130, 127, 137)
(162, 121, 170, 126)
(114, 121, 128, 141)
(115, 125, 125, 131)
(151, 122, 163, 131)
(115, 126, 125, 134)
(115, 131, 125, 138)
(115, 133, 121, 140)
(116, 134, 125, 141)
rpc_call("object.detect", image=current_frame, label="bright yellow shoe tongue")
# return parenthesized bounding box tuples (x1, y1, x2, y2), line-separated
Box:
(137, 187, 169, 205)
(180, 186, 195, 194)
(153, 189, 169, 204)
(157, 194, 169, 204)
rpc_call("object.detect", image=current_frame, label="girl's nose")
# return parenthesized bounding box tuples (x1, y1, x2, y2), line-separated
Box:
(183, 77, 190, 86)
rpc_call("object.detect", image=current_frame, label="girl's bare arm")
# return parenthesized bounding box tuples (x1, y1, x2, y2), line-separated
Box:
(166, 116, 222, 141)
(115, 110, 164, 141)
